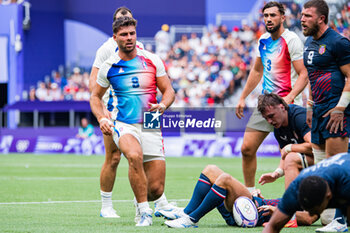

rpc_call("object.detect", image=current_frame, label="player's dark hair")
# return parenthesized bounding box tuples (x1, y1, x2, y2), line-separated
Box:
(304, 0, 329, 24)
(112, 16, 137, 34)
(262, 1, 285, 15)
(113, 6, 132, 21)
(257, 93, 289, 115)
(298, 176, 328, 210)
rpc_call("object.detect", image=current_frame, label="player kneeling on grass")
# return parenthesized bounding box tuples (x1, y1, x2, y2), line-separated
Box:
(263, 153, 350, 233)
(257, 93, 314, 189)
(164, 164, 317, 228)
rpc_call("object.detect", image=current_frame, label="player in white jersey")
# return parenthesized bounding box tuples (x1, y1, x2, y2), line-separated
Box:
(89, 7, 177, 220)
(90, 16, 176, 226)
(235, 2, 308, 193)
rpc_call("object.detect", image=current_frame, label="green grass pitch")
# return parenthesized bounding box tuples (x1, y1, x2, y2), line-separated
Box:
(0, 154, 321, 232)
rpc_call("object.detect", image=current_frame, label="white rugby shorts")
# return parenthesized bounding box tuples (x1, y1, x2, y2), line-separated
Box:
(112, 120, 165, 162)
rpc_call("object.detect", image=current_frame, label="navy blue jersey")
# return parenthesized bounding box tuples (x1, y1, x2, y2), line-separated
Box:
(304, 28, 350, 106)
(274, 104, 310, 148)
(278, 153, 350, 216)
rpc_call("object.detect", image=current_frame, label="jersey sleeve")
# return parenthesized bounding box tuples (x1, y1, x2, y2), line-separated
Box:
(278, 179, 302, 216)
(292, 107, 310, 138)
(93, 46, 113, 69)
(153, 54, 166, 77)
(287, 35, 304, 62)
(334, 37, 350, 67)
(96, 62, 110, 88)
(256, 39, 261, 58)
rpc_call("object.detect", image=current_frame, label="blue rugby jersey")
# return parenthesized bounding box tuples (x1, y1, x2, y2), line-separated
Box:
(304, 28, 350, 106)
(278, 153, 350, 216)
(274, 104, 310, 149)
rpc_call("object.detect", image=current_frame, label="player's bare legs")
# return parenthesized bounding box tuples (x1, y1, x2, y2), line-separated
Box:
(99, 134, 121, 217)
(119, 134, 152, 226)
(119, 134, 148, 203)
(241, 129, 269, 187)
(100, 134, 121, 192)
(325, 137, 349, 157)
(203, 165, 251, 212)
(144, 160, 165, 201)
(142, 159, 183, 220)
(284, 153, 313, 189)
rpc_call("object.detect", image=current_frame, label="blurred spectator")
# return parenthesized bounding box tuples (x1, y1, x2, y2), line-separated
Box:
(75, 87, 90, 101)
(29, 86, 36, 101)
(76, 118, 94, 139)
(35, 82, 48, 101)
(155, 24, 172, 60)
(26, 1, 350, 108)
(48, 83, 62, 101)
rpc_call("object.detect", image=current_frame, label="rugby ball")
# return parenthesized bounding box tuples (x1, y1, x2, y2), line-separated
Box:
(233, 196, 258, 227)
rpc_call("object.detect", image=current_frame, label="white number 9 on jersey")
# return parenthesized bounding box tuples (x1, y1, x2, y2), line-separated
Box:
(307, 51, 314, 65)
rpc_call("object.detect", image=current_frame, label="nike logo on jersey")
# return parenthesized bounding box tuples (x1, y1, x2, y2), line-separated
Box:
(119, 68, 124, 73)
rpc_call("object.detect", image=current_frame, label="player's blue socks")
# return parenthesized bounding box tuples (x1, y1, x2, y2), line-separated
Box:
(334, 209, 346, 224)
(184, 173, 211, 215)
(217, 202, 235, 226)
(189, 184, 227, 223)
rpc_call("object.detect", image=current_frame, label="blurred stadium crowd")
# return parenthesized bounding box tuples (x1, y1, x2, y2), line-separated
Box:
(27, 1, 350, 107)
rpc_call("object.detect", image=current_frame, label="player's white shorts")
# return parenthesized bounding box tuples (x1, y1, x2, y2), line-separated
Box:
(246, 108, 274, 132)
(112, 120, 164, 162)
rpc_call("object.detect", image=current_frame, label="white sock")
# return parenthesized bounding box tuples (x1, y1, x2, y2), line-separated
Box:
(246, 187, 256, 193)
(154, 193, 168, 207)
(100, 190, 113, 209)
(138, 201, 150, 213)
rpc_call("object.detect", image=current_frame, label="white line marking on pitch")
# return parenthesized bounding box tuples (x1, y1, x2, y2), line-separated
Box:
(0, 199, 190, 205)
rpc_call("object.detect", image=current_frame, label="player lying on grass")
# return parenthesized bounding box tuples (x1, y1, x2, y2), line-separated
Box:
(163, 164, 318, 228)
(263, 153, 350, 233)
(257, 93, 314, 189)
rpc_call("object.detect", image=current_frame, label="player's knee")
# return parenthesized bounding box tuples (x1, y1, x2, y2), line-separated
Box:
(215, 173, 232, 187)
(284, 153, 299, 169)
(126, 152, 143, 168)
(105, 150, 121, 169)
(241, 143, 256, 158)
(203, 164, 219, 175)
(110, 151, 121, 168)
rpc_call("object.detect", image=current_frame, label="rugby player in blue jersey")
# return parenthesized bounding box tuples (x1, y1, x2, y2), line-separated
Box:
(257, 93, 314, 189)
(263, 153, 350, 233)
(163, 164, 317, 228)
(301, 0, 350, 231)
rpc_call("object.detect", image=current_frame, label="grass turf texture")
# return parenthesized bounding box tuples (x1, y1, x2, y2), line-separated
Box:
(0, 154, 321, 232)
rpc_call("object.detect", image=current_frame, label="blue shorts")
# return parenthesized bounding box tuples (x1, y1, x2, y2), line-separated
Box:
(221, 197, 281, 227)
(311, 105, 350, 145)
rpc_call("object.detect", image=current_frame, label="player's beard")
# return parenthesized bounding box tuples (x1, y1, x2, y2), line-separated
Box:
(302, 21, 319, 37)
(265, 23, 281, 34)
(120, 42, 136, 54)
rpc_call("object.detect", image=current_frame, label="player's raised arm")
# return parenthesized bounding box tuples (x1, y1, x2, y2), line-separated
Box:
(235, 57, 264, 119)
